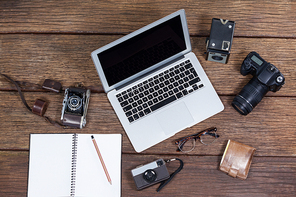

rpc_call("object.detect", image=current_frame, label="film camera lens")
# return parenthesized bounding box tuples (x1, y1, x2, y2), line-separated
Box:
(67, 95, 82, 111)
(232, 52, 285, 115)
(143, 169, 157, 183)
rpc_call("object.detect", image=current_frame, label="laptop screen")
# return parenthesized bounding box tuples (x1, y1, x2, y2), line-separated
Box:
(98, 15, 186, 86)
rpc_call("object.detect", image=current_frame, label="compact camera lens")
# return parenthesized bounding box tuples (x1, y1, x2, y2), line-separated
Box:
(212, 55, 223, 61)
(143, 169, 157, 183)
(68, 95, 82, 111)
(232, 78, 269, 115)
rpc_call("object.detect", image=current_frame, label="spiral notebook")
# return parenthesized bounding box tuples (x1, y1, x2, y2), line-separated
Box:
(27, 133, 122, 197)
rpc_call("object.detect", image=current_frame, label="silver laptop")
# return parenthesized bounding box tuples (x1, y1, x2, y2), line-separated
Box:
(91, 9, 224, 152)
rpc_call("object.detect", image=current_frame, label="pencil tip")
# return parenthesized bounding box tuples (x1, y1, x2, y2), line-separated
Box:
(110, 181, 112, 185)
(91, 135, 94, 139)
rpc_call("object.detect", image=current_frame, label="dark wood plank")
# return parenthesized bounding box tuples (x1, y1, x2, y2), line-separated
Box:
(1, 0, 296, 37)
(0, 151, 28, 196)
(0, 152, 295, 196)
(1, 91, 295, 156)
(0, 35, 294, 96)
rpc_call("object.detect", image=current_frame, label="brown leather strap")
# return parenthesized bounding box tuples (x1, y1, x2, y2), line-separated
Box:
(1, 73, 69, 128)
(1, 73, 32, 112)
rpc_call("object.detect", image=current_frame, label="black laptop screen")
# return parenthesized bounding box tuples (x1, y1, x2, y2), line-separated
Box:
(98, 15, 186, 86)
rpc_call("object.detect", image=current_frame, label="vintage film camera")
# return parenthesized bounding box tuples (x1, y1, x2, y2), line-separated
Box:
(232, 52, 285, 115)
(131, 159, 170, 190)
(206, 18, 235, 64)
(61, 87, 90, 128)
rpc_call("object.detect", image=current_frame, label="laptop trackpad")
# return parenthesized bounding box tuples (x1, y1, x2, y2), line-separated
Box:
(156, 102, 194, 135)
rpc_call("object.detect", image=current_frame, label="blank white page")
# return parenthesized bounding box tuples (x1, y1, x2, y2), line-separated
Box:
(74, 134, 122, 197)
(27, 134, 73, 197)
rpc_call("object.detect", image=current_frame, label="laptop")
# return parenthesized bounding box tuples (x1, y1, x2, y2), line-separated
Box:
(91, 9, 224, 152)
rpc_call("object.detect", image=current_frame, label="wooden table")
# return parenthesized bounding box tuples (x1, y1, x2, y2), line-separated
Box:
(1, 1, 295, 196)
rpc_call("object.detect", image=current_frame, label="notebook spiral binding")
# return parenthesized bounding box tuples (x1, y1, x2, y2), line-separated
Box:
(70, 133, 78, 196)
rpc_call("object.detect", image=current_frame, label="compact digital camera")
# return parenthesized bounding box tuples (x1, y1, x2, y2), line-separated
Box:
(61, 87, 90, 128)
(232, 51, 285, 115)
(131, 159, 170, 190)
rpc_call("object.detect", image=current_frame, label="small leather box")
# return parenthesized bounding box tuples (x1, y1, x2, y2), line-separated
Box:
(42, 79, 62, 93)
(219, 140, 256, 180)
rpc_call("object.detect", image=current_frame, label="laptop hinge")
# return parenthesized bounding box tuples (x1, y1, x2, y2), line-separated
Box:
(115, 55, 185, 91)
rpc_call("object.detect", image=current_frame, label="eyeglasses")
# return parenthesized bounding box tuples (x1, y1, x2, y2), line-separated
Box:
(174, 127, 219, 153)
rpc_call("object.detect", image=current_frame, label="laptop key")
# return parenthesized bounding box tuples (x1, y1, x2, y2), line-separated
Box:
(137, 106, 143, 111)
(182, 90, 188, 96)
(143, 103, 148, 108)
(123, 105, 132, 112)
(133, 114, 139, 120)
(121, 101, 128, 107)
(144, 108, 151, 115)
(126, 111, 132, 117)
(128, 98, 134, 103)
(139, 111, 144, 117)
(150, 95, 177, 112)
(176, 92, 183, 98)
(128, 116, 134, 123)
(132, 108, 137, 114)
(118, 97, 123, 102)
(185, 63, 192, 69)
(189, 77, 200, 86)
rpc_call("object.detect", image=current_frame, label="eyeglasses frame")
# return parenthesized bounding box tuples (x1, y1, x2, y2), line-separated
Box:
(175, 127, 219, 152)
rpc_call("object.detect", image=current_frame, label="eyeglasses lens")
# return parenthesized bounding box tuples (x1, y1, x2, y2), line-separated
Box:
(178, 139, 195, 153)
(200, 132, 217, 145)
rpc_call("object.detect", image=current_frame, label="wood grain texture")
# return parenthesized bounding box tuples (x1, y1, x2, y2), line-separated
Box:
(0, 0, 296, 37)
(1, 0, 296, 196)
(0, 35, 295, 96)
(1, 91, 295, 157)
(0, 152, 295, 197)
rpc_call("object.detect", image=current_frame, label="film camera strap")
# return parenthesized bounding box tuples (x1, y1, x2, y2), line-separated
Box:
(157, 158, 184, 192)
(0, 73, 104, 129)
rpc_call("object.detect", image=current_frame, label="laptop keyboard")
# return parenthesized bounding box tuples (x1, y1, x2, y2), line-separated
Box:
(116, 59, 204, 123)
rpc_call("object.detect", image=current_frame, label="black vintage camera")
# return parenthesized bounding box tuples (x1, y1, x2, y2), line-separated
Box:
(61, 87, 90, 128)
(206, 18, 235, 64)
(131, 159, 170, 190)
(232, 52, 285, 115)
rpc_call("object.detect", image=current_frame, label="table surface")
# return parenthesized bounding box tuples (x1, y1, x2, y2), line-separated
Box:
(0, 0, 295, 196)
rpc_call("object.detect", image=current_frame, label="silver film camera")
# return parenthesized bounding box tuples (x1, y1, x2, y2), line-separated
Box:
(131, 159, 170, 190)
(61, 87, 90, 129)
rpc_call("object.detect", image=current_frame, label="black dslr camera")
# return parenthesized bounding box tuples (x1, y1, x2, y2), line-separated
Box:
(232, 52, 285, 115)
(61, 87, 90, 128)
(131, 159, 170, 190)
